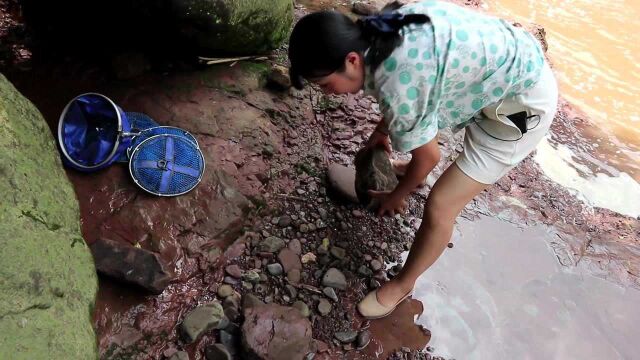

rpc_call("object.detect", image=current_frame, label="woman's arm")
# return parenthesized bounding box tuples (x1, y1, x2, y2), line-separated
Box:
(372, 136, 441, 216)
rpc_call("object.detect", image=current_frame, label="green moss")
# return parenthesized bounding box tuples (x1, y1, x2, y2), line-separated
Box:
(0, 74, 98, 359)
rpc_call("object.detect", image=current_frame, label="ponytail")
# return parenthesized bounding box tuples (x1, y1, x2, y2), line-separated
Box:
(289, 6, 429, 89)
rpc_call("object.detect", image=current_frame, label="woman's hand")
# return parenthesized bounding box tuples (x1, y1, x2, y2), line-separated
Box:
(366, 129, 392, 154)
(369, 190, 407, 217)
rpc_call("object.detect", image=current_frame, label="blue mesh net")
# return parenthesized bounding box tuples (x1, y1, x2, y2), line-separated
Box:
(129, 134, 205, 196)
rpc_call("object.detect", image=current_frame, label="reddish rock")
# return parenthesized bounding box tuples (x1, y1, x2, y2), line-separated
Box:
(278, 248, 302, 273)
(242, 303, 314, 360)
(90, 238, 171, 294)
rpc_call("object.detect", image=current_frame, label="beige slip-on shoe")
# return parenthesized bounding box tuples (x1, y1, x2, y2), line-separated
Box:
(357, 288, 413, 320)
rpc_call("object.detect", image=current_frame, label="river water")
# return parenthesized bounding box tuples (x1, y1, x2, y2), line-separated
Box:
(484, 0, 640, 217)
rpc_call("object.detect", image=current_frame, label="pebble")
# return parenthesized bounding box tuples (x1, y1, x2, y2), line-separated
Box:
(319, 208, 328, 220)
(322, 287, 339, 302)
(352, 210, 364, 217)
(217, 285, 234, 298)
(369, 278, 381, 289)
(301, 252, 317, 264)
(205, 343, 232, 360)
(330, 246, 347, 260)
(278, 215, 292, 227)
(358, 265, 373, 277)
(287, 269, 301, 284)
(242, 281, 253, 290)
(267, 263, 283, 276)
(380, 242, 388, 250)
(285, 285, 298, 299)
(322, 268, 347, 290)
(288, 239, 302, 255)
(364, 254, 372, 261)
(223, 276, 237, 285)
(271, 217, 279, 225)
(317, 299, 332, 316)
(299, 224, 309, 233)
(293, 301, 310, 317)
(225, 265, 242, 278)
(334, 330, 358, 343)
(242, 270, 260, 284)
(357, 330, 371, 348)
(370, 259, 383, 271)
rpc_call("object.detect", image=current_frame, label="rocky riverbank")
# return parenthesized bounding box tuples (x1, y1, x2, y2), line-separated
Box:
(1, 0, 638, 359)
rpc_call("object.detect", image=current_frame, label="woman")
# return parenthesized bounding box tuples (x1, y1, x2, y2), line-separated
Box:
(288, 0, 558, 319)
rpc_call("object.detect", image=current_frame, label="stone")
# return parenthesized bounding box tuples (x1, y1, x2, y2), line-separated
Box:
(205, 343, 232, 360)
(370, 259, 383, 272)
(219, 329, 241, 357)
(225, 264, 243, 278)
(169, 351, 190, 360)
(322, 268, 347, 290)
(287, 269, 301, 284)
(285, 285, 298, 299)
(242, 270, 261, 284)
(242, 293, 265, 313)
(224, 306, 241, 323)
(322, 287, 339, 302)
(267, 263, 284, 276)
(224, 293, 241, 311)
(358, 265, 373, 277)
(180, 301, 227, 343)
(318, 208, 328, 220)
(267, 64, 292, 91)
(224, 276, 238, 285)
(327, 163, 359, 203)
(278, 215, 293, 227)
(242, 303, 313, 360)
(217, 284, 234, 298)
(357, 330, 371, 349)
(330, 246, 347, 260)
(354, 146, 398, 208)
(90, 237, 171, 294)
(288, 239, 302, 255)
(292, 301, 310, 317)
(278, 248, 302, 273)
(260, 236, 286, 253)
(380, 242, 388, 250)
(301, 252, 317, 264)
(317, 299, 332, 316)
(334, 330, 358, 343)
(352, 209, 364, 217)
(299, 224, 309, 233)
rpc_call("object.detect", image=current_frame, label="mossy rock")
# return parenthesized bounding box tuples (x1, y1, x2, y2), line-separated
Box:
(170, 0, 294, 55)
(0, 74, 98, 359)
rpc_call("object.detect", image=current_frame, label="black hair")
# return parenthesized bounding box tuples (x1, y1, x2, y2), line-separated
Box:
(288, 3, 429, 89)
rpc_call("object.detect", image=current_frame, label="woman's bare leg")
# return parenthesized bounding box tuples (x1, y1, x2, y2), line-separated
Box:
(374, 163, 489, 307)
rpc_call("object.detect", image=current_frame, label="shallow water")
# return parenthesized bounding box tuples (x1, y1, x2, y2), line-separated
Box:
(411, 216, 640, 359)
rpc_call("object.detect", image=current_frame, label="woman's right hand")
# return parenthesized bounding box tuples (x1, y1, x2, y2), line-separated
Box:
(366, 128, 392, 154)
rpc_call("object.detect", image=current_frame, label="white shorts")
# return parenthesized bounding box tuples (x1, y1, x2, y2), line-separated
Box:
(455, 61, 559, 184)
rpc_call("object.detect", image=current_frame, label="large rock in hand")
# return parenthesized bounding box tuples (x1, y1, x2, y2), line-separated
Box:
(354, 145, 398, 209)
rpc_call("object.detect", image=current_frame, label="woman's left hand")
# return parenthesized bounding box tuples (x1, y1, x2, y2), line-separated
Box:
(368, 190, 407, 217)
